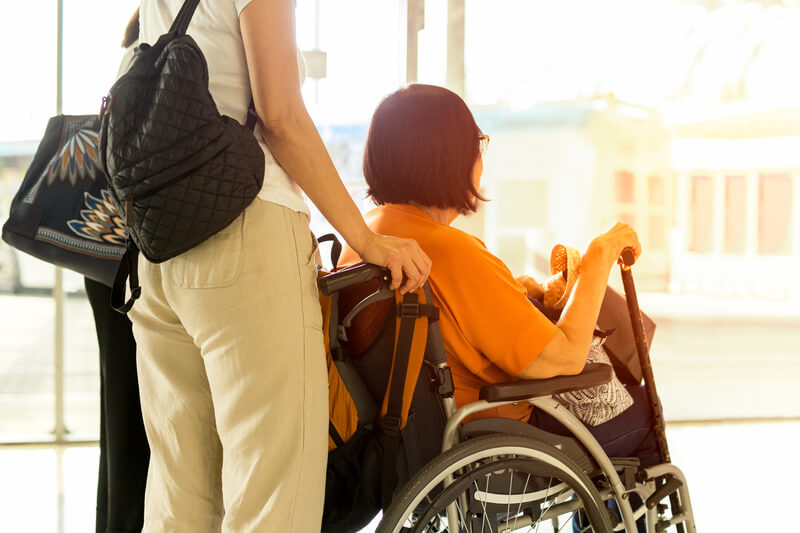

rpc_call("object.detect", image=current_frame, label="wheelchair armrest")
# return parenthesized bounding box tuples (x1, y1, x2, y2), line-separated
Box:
(478, 363, 613, 403)
(319, 263, 391, 295)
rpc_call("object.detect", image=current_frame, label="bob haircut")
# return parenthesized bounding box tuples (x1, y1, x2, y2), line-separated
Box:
(363, 84, 487, 214)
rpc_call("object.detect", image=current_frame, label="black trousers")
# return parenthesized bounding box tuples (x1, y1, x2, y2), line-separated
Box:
(85, 277, 150, 533)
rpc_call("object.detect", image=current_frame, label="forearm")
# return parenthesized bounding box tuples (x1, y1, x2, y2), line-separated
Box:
(259, 101, 372, 253)
(240, 0, 430, 292)
(518, 222, 639, 379)
(555, 243, 615, 353)
(240, 0, 371, 254)
(518, 242, 614, 379)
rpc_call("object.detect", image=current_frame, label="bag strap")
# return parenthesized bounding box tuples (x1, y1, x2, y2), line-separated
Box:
(380, 291, 438, 509)
(166, 0, 259, 134)
(380, 292, 417, 509)
(246, 98, 258, 131)
(328, 420, 345, 448)
(317, 233, 342, 271)
(168, 0, 202, 36)
(111, 238, 141, 314)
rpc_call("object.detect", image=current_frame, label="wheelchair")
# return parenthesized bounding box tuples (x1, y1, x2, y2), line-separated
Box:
(320, 260, 696, 533)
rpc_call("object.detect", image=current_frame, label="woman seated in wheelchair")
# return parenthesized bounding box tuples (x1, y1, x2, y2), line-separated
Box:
(340, 83, 661, 473)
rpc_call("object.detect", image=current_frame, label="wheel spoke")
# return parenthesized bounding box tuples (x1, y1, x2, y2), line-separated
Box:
(474, 473, 496, 533)
(533, 476, 556, 533)
(509, 472, 530, 532)
(556, 510, 577, 533)
(454, 489, 469, 533)
(505, 469, 513, 530)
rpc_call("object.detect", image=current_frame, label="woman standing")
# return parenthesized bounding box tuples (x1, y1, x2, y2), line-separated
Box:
(88, 10, 149, 533)
(133, 2, 431, 532)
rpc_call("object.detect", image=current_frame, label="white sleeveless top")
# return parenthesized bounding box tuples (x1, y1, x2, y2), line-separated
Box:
(139, 0, 309, 216)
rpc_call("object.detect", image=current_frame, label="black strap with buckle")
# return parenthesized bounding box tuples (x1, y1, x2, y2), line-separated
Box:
(381, 292, 421, 508)
(430, 364, 454, 398)
(397, 302, 439, 321)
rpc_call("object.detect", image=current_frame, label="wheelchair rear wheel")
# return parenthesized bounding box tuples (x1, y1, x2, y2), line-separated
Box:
(378, 434, 613, 533)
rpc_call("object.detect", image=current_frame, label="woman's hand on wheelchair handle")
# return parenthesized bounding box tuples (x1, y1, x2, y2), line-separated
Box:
(358, 232, 432, 294)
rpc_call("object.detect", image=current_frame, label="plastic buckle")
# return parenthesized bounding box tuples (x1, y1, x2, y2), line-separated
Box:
(398, 302, 420, 318)
(383, 414, 402, 434)
(337, 324, 348, 343)
(434, 366, 455, 398)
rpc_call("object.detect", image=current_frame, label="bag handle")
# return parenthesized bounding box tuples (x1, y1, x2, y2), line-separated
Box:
(111, 240, 141, 314)
(317, 233, 343, 271)
(168, 0, 202, 36)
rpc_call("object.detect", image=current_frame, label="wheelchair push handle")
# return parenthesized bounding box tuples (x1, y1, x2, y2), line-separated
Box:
(319, 263, 391, 296)
(619, 247, 636, 268)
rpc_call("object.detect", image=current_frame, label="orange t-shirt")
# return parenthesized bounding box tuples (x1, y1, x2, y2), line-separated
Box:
(340, 204, 558, 421)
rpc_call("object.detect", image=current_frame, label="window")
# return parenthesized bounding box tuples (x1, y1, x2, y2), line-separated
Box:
(298, 0, 405, 127)
(649, 215, 665, 250)
(0, 0, 140, 442)
(615, 170, 635, 204)
(724, 175, 747, 254)
(296, 0, 406, 240)
(648, 174, 664, 206)
(617, 212, 636, 226)
(758, 173, 793, 255)
(689, 176, 714, 253)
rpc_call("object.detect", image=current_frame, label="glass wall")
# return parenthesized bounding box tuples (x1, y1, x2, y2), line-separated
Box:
(0, 0, 140, 442)
(456, 0, 800, 423)
(2, 0, 799, 443)
(300, 0, 800, 423)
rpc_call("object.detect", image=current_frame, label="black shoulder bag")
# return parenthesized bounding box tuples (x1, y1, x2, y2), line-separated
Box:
(2, 115, 126, 288)
(99, 0, 264, 312)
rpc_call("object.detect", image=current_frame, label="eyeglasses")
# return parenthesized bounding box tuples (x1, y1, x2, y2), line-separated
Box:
(479, 134, 490, 155)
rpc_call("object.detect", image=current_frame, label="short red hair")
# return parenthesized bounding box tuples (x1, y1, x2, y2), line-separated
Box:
(363, 84, 486, 214)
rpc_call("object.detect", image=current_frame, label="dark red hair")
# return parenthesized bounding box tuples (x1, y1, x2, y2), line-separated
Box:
(122, 9, 139, 48)
(363, 84, 486, 214)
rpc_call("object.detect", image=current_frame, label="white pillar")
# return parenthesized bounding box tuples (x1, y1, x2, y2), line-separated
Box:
(53, 0, 67, 443)
(405, 0, 425, 82)
(445, 0, 465, 97)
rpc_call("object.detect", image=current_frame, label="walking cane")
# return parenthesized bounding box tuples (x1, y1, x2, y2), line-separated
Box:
(618, 248, 686, 533)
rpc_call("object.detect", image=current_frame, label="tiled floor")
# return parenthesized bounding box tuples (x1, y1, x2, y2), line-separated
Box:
(1, 293, 798, 531)
(1, 419, 798, 532)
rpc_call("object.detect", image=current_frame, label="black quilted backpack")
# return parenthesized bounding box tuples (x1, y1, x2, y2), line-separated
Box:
(98, 0, 264, 312)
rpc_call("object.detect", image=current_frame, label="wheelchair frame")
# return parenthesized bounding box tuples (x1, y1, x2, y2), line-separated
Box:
(430, 384, 697, 531)
(321, 258, 697, 532)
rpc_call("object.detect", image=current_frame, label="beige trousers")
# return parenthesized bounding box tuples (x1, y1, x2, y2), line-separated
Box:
(130, 199, 327, 533)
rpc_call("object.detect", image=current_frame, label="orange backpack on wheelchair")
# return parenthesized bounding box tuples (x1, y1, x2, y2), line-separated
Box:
(316, 236, 450, 533)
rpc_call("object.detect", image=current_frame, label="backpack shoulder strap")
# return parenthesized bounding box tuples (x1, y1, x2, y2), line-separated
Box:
(168, 0, 202, 36)
(380, 287, 438, 508)
(328, 420, 345, 449)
